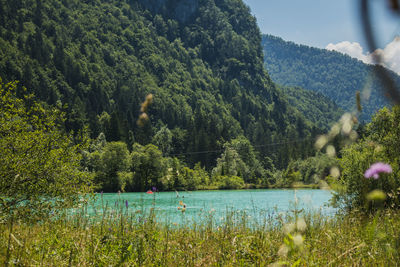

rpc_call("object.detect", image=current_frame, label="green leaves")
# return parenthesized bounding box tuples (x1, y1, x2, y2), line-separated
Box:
(0, 79, 93, 221)
(0, 0, 319, 170)
(262, 34, 395, 122)
(335, 106, 400, 211)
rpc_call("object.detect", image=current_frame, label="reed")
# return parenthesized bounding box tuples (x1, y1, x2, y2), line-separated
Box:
(1, 200, 399, 266)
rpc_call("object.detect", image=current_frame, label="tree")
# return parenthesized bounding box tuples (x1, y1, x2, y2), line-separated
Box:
(212, 144, 249, 184)
(0, 79, 92, 220)
(93, 141, 131, 192)
(334, 106, 400, 210)
(152, 125, 173, 155)
(130, 143, 166, 191)
(0, 0, 321, 172)
(229, 136, 265, 183)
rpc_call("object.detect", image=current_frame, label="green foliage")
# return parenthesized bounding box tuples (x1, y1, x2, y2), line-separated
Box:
(151, 125, 172, 155)
(0, 0, 320, 170)
(84, 135, 213, 192)
(130, 143, 167, 192)
(0, 78, 92, 220)
(90, 141, 131, 192)
(161, 157, 184, 190)
(335, 106, 400, 210)
(229, 136, 266, 183)
(211, 136, 270, 187)
(262, 34, 396, 122)
(2, 201, 400, 265)
(212, 145, 248, 179)
(284, 153, 338, 186)
(286, 171, 302, 186)
(213, 175, 244, 189)
(281, 86, 342, 131)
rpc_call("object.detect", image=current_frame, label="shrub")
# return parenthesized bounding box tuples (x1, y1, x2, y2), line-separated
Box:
(334, 106, 400, 210)
(0, 79, 92, 221)
(214, 175, 244, 189)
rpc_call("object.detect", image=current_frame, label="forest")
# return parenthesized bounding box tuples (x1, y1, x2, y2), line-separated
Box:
(2, 0, 400, 265)
(0, 0, 344, 193)
(262, 34, 399, 122)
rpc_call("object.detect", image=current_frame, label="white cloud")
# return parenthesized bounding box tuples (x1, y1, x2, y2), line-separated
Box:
(326, 41, 372, 64)
(380, 36, 400, 74)
(326, 37, 400, 75)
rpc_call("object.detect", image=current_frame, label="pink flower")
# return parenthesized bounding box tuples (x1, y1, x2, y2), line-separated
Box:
(364, 162, 392, 179)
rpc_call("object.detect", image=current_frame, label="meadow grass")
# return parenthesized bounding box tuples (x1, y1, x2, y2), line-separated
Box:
(1, 201, 400, 266)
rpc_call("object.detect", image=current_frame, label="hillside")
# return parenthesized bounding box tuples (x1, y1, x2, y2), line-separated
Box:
(281, 86, 342, 131)
(0, 0, 325, 170)
(262, 34, 396, 121)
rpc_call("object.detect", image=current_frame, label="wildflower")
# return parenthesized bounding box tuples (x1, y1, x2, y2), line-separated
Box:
(364, 162, 392, 179)
(125, 200, 128, 209)
(146, 190, 153, 194)
(152, 186, 157, 192)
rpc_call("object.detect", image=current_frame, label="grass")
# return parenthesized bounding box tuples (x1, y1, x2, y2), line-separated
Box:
(1, 201, 400, 266)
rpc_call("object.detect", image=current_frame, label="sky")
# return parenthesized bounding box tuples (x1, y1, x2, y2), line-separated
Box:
(242, 0, 400, 74)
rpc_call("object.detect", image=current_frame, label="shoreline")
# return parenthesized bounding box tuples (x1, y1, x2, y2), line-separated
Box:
(95, 183, 325, 194)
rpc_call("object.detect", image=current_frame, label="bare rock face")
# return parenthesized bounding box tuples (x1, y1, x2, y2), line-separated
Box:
(138, 0, 199, 23)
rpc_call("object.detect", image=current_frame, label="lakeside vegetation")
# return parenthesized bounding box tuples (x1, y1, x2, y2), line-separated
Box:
(0, 77, 336, 195)
(2, 201, 400, 266)
(3, 75, 399, 264)
(0, 0, 338, 173)
(1, 0, 400, 265)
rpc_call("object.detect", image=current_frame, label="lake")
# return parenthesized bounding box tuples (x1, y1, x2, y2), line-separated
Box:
(77, 189, 335, 226)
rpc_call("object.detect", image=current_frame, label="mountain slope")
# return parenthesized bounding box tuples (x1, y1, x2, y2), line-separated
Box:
(281, 86, 342, 131)
(0, 0, 320, 169)
(262, 34, 396, 121)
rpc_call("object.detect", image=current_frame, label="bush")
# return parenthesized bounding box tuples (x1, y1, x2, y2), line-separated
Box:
(333, 106, 400, 210)
(214, 175, 244, 189)
(0, 79, 92, 221)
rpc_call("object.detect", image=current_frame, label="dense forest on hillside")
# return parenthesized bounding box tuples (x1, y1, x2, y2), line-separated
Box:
(262, 34, 396, 122)
(3, 1, 400, 265)
(0, 0, 322, 170)
(0, 0, 345, 192)
(281, 86, 342, 131)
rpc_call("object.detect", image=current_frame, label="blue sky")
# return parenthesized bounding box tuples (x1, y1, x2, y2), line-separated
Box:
(242, 0, 398, 51)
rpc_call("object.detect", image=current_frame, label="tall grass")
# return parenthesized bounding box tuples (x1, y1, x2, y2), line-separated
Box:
(1, 198, 400, 266)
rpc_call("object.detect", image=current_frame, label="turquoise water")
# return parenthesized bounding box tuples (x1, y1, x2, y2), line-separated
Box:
(78, 189, 335, 225)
